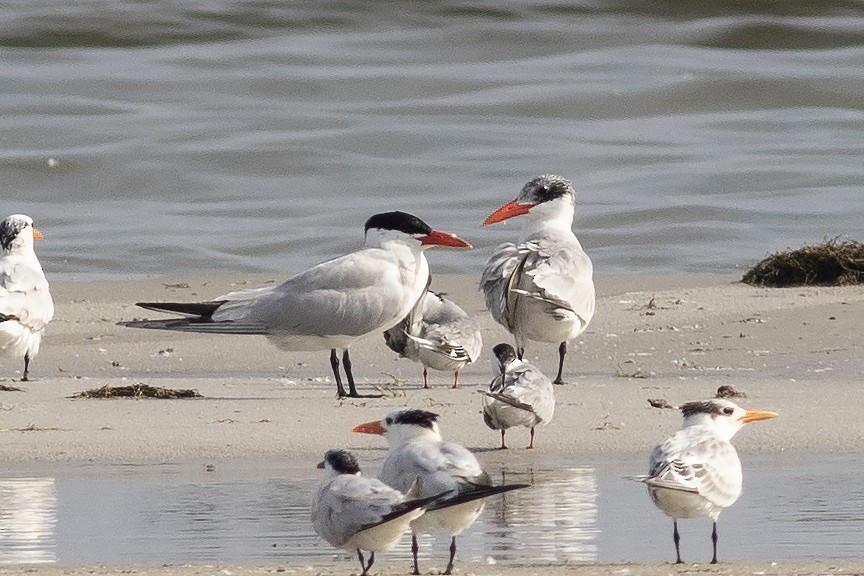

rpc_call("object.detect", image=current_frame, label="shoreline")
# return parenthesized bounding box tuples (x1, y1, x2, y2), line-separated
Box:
(1, 273, 861, 465)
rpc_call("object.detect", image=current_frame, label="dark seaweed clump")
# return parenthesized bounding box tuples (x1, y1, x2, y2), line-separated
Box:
(741, 239, 864, 287)
(71, 383, 201, 399)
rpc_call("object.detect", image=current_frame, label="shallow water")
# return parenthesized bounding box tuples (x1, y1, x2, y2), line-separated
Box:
(1, 454, 861, 565)
(2, 1, 863, 280)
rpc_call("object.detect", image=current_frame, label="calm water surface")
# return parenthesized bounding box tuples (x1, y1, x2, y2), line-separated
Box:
(1, 454, 861, 565)
(2, 1, 863, 280)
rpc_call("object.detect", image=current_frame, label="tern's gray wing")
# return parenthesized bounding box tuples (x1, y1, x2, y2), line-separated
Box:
(518, 236, 595, 330)
(645, 430, 743, 508)
(383, 279, 430, 359)
(311, 474, 408, 547)
(381, 438, 488, 498)
(500, 365, 555, 423)
(212, 247, 425, 338)
(411, 292, 483, 363)
(480, 242, 524, 330)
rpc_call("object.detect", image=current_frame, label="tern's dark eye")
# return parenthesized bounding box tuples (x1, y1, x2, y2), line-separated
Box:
(385, 417, 392, 426)
(722, 407, 734, 415)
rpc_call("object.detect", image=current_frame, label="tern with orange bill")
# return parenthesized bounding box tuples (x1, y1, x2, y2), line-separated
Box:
(122, 212, 471, 398)
(0, 214, 54, 381)
(630, 399, 778, 564)
(353, 408, 529, 575)
(480, 174, 595, 384)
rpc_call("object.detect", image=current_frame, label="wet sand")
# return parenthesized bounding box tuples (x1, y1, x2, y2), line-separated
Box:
(1, 273, 863, 573)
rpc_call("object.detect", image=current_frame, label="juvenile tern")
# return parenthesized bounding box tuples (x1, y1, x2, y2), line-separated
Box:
(480, 343, 555, 449)
(0, 214, 54, 381)
(311, 448, 443, 576)
(384, 289, 482, 388)
(122, 212, 471, 398)
(353, 408, 529, 575)
(631, 399, 777, 564)
(480, 174, 595, 384)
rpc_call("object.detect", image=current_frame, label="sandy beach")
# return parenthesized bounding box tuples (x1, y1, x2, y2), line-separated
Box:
(2, 273, 863, 574)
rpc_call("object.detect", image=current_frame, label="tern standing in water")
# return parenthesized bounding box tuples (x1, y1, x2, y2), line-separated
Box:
(631, 399, 777, 564)
(353, 408, 528, 575)
(311, 448, 443, 576)
(480, 174, 595, 384)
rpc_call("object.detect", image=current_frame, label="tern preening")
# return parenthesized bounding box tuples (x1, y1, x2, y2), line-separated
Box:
(480, 343, 555, 449)
(384, 289, 482, 388)
(122, 212, 471, 398)
(0, 214, 54, 381)
(311, 448, 444, 576)
(353, 408, 529, 575)
(480, 174, 595, 384)
(631, 399, 777, 564)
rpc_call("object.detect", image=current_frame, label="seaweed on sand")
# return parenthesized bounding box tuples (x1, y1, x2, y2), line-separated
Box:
(71, 383, 201, 399)
(742, 238, 864, 287)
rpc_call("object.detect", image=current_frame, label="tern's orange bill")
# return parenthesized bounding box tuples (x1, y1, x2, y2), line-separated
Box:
(352, 420, 387, 435)
(32, 228, 44, 240)
(482, 200, 533, 225)
(739, 409, 778, 424)
(420, 230, 472, 249)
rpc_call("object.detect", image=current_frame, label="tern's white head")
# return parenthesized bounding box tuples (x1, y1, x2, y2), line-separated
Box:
(680, 399, 778, 442)
(1, 214, 43, 255)
(317, 448, 362, 477)
(363, 211, 472, 251)
(353, 408, 443, 447)
(482, 174, 577, 232)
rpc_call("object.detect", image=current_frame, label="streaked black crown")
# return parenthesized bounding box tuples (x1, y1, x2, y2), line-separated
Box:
(324, 449, 362, 474)
(492, 343, 517, 366)
(681, 400, 735, 419)
(386, 408, 439, 430)
(0, 216, 28, 251)
(523, 174, 573, 203)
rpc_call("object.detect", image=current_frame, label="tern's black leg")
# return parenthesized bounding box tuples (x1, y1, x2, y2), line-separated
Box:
(341, 349, 383, 398)
(673, 519, 683, 564)
(443, 535, 457, 575)
(499, 429, 508, 450)
(516, 345, 524, 360)
(357, 550, 367, 576)
(527, 426, 536, 449)
(451, 368, 460, 389)
(330, 349, 347, 398)
(423, 366, 429, 389)
(711, 521, 718, 564)
(21, 353, 30, 382)
(411, 533, 420, 575)
(342, 349, 359, 397)
(553, 341, 566, 384)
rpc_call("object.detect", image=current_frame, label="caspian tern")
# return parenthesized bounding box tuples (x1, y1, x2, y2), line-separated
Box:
(630, 399, 777, 564)
(480, 174, 595, 384)
(311, 448, 444, 576)
(0, 215, 54, 381)
(122, 212, 471, 398)
(353, 408, 529, 575)
(480, 343, 555, 449)
(384, 289, 482, 388)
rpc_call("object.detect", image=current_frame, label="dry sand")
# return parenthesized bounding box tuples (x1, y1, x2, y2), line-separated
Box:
(1, 273, 863, 574)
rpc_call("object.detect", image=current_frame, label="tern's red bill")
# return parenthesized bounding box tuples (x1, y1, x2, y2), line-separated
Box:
(32, 228, 44, 240)
(420, 230, 472, 248)
(482, 200, 533, 225)
(352, 420, 387, 435)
